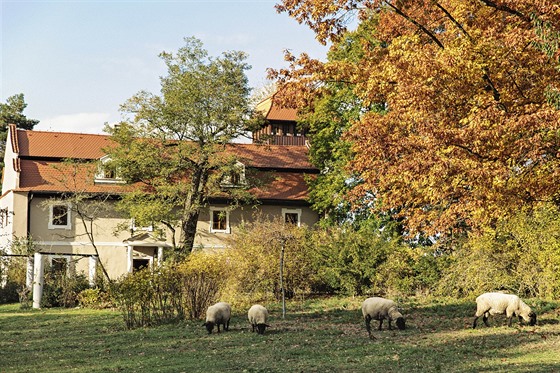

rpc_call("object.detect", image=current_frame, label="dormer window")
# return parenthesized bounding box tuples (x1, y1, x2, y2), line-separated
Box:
(95, 155, 124, 184)
(221, 161, 246, 188)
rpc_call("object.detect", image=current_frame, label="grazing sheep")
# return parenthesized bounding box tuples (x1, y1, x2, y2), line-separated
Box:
(473, 292, 537, 329)
(203, 302, 231, 334)
(362, 297, 406, 339)
(248, 304, 270, 335)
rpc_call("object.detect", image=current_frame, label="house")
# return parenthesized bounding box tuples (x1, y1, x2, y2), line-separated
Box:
(1, 123, 319, 283)
(254, 93, 308, 146)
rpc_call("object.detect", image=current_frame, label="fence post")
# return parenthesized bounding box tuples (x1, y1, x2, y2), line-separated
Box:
(32, 252, 44, 309)
(280, 239, 286, 319)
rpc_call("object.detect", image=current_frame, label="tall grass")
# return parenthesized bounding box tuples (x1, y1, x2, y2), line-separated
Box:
(0, 297, 558, 372)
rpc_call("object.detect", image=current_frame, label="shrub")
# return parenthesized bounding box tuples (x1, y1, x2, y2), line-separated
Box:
(41, 264, 90, 308)
(225, 216, 315, 303)
(77, 288, 113, 309)
(438, 203, 560, 299)
(0, 253, 28, 305)
(177, 250, 229, 319)
(112, 251, 229, 329)
(310, 219, 399, 296)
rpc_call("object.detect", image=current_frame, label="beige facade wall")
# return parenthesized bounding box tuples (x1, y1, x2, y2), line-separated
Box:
(0, 191, 30, 252)
(25, 195, 319, 279)
(193, 203, 319, 249)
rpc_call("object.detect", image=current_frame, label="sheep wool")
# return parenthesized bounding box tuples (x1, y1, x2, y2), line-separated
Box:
(361, 297, 406, 339)
(248, 304, 270, 335)
(473, 292, 537, 328)
(203, 302, 231, 334)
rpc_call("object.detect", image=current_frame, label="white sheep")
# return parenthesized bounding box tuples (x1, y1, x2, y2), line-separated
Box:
(473, 292, 536, 328)
(203, 302, 231, 334)
(248, 304, 270, 335)
(362, 297, 406, 339)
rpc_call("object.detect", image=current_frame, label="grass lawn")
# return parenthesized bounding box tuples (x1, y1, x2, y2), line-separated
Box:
(0, 296, 559, 372)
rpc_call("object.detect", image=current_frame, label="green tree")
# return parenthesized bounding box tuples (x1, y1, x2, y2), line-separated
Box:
(105, 37, 254, 255)
(273, 17, 384, 224)
(1, 93, 39, 169)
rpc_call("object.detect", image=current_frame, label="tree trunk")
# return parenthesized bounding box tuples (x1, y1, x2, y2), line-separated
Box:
(181, 209, 200, 253)
(178, 161, 209, 254)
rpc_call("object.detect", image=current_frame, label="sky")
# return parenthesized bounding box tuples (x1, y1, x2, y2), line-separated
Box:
(1, 0, 330, 134)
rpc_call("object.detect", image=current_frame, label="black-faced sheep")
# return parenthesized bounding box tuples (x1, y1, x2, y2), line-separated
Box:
(248, 304, 270, 335)
(203, 302, 231, 334)
(362, 297, 406, 339)
(473, 292, 536, 328)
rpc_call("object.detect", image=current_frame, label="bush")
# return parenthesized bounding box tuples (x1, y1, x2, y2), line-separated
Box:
(438, 203, 560, 299)
(225, 216, 315, 303)
(310, 219, 399, 296)
(77, 288, 113, 309)
(0, 255, 27, 305)
(112, 251, 229, 329)
(177, 250, 229, 319)
(41, 264, 90, 308)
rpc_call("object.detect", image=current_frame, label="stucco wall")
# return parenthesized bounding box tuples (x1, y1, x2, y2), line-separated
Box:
(26, 195, 319, 278)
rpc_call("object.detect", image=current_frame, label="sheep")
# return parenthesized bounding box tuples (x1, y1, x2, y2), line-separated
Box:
(362, 297, 406, 339)
(203, 302, 231, 334)
(248, 304, 270, 335)
(473, 292, 536, 328)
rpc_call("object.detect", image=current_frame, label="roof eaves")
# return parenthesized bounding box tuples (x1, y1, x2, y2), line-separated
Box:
(10, 125, 19, 153)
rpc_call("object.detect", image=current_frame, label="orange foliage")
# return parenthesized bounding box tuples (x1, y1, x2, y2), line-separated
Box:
(273, 0, 560, 236)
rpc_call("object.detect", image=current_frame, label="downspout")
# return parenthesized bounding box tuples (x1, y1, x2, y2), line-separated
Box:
(26, 191, 33, 237)
(25, 192, 34, 289)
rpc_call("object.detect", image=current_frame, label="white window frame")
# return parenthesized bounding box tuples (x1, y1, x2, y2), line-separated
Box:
(220, 161, 246, 188)
(48, 203, 72, 230)
(209, 207, 230, 234)
(94, 155, 125, 184)
(282, 208, 302, 227)
(130, 218, 154, 233)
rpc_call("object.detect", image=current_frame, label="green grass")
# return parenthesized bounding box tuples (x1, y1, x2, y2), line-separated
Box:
(0, 297, 559, 372)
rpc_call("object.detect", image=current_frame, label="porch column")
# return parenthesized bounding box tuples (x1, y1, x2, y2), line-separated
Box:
(127, 245, 133, 273)
(32, 252, 44, 309)
(157, 247, 164, 265)
(88, 256, 97, 286)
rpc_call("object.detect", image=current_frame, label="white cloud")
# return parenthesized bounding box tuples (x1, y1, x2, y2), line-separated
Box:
(35, 113, 113, 134)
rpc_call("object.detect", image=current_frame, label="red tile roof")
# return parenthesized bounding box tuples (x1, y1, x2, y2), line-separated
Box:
(15, 129, 313, 169)
(16, 129, 113, 159)
(256, 96, 298, 122)
(12, 129, 316, 201)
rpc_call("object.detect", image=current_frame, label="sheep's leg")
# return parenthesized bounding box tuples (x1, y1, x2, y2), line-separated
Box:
(364, 315, 374, 339)
(217, 323, 221, 333)
(388, 319, 393, 330)
(225, 319, 230, 331)
(251, 324, 255, 332)
(483, 312, 490, 327)
(378, 319, 383, 331)
(472, 316, 479, 329)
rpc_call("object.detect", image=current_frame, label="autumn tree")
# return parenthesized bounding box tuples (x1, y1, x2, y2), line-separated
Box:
(273, 0, 560, 237)
(295, 17, 389, 224)
(105, 37, 254, 255)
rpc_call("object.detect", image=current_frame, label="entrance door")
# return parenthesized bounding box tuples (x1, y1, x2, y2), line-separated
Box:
(132, 258, 150, 271)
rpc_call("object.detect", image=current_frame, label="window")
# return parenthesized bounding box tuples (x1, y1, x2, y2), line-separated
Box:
(0, 208, 8, 228)
(95, 155, 124, 184)
(48, 203, 71, 230)
(220, 162, 246, 188)
(51, 257, 68, 274)
(210, 207, 230, 233)
(282, 208, 301, 226)
(130, 219, 153, 233)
